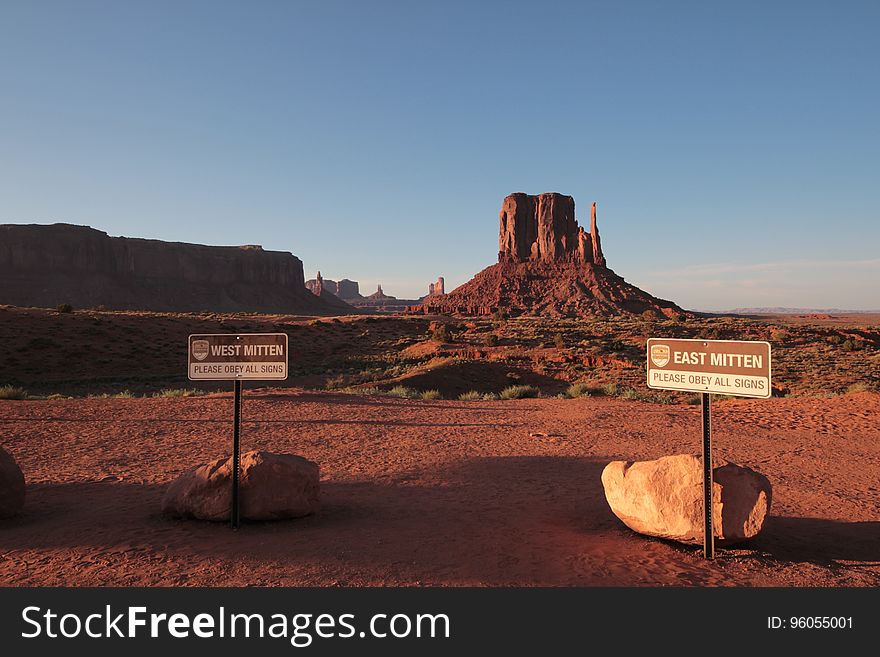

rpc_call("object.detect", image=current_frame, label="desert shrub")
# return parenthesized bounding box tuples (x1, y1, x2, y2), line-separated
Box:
(458, 390, 482, 400)
(431, 324, 450, 342)
(846, 382, 875, 394)
(0, 385, 28, 400)
(56, 303, 73, 313)
(599, 383, 620, 396)
(324, 375, 347, 390)
(566, 382, 597, 398)
(641, 309, 658, 320)
(483, 333, 499, 347)
(46, 393, 70, 400)
(553, 333, 565, 349)
(826, 335, 843, 345)
(500, 384, 539, 399)
(153, 388, 202, 398)
(686, 393, 703, 405)
(841, 339, 861, 352)
(482, 392, 499, 400)
(338, 386, 381, 396)
(388, 385, 417, 398)
(492, 309, 507, 321)
(420, 389, 442, 400)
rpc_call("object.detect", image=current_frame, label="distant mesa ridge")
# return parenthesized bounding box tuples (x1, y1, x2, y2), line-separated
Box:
(0, 223, 354, 314)
(416, 192, 685, 317)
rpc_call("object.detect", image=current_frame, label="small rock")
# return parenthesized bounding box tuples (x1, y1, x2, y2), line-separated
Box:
(162, 450, 319, 521)
(0, 446, 26, 518)
(601, 454, 771, 546)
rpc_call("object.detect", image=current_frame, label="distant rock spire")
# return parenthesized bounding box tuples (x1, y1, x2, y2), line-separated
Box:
(590, 202, 606, 267)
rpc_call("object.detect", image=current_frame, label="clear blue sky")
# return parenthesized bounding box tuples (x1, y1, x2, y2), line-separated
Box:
(1, 1, 878, 309)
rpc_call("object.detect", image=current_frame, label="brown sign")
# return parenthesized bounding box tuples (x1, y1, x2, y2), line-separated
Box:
(646, 338, 771, 398)
(188, 333, 288, 381)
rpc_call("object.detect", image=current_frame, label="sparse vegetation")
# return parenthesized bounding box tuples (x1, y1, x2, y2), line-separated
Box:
(152, 388, 203, 398)
(483, 333, 499, 347)
(500, 384, 539, 399)
(56, 303, 73, 313)
(846, 382, 875, 394)
(482, 392, 499, 400)
(458, 390, 482, 400)
(388, 385, 417, 398)
(553, 333, 565, 349)
(337, 386, 381, 396)
(420, 389, 442, 400)
(492, 309, 507, 321)
(0, 385, 28, 400)
(566, 382, 597, 398)
(599, 383, 620, 396)
(430, 324, 450, 342)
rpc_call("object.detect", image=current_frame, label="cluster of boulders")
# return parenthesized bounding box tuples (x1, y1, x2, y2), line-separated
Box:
(6, 440, 772, 548)
(0, 445, 320, 524)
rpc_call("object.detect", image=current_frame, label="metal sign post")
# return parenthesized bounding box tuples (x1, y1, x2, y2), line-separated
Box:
(187, 333, 288, 530)
(701, 392, 714, 559)
(232, 378, 242, 529)
(645, 338, 772, 560)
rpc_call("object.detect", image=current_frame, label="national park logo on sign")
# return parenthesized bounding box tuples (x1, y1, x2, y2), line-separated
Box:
(191, 339, 210, 361)
(650, 344, 670, 368)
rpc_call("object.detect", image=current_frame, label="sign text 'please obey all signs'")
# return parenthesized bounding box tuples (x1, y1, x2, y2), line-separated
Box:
(188, 333, 288, 381)
(646, 338, 772, 399)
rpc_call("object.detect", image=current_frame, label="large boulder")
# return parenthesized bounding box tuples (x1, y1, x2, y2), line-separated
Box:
(162, 450, 319, 522)
(601, 454, 771, 546)
(0, 446, 26, 518)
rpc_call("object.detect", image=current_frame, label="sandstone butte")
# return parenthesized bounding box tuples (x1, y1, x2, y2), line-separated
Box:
(416, 192, 685, 317)
(0, 223, 354, 315)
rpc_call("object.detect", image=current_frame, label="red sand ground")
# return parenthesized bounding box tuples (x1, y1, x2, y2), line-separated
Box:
(1, 390, 878, 586)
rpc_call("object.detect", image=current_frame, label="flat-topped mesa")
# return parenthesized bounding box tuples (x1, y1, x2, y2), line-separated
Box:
(498, 192, 605, 266)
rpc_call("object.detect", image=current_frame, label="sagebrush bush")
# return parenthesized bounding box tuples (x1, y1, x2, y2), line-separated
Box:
(420, 389, 442, 400)
(566, 382, 596, 398)
(500, 385, 539, 399)
(458, 390, 482, 400)
(153, 388, 202, 398)
(0, 385, 28, 400)
(388, 385, 417, 398)
(431, 324, 450, 342)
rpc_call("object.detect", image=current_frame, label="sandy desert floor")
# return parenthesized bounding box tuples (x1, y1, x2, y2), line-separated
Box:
(1, 389, 878, 587)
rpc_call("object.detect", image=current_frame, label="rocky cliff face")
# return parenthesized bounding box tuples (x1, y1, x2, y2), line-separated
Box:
(418, 193, 683, 318)
(498, 192, 604, 265)
(0, 223, 353, 314)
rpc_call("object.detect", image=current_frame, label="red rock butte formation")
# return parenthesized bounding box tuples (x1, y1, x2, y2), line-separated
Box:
(416, 193, 685, 317)
(367, 284, 395, 301)
(306, 275, 362, 300)
(0, 223, 354, 314)
(428, 276, 445, 296)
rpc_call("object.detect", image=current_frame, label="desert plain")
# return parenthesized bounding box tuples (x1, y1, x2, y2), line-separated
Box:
(1, 306, 878, 587)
